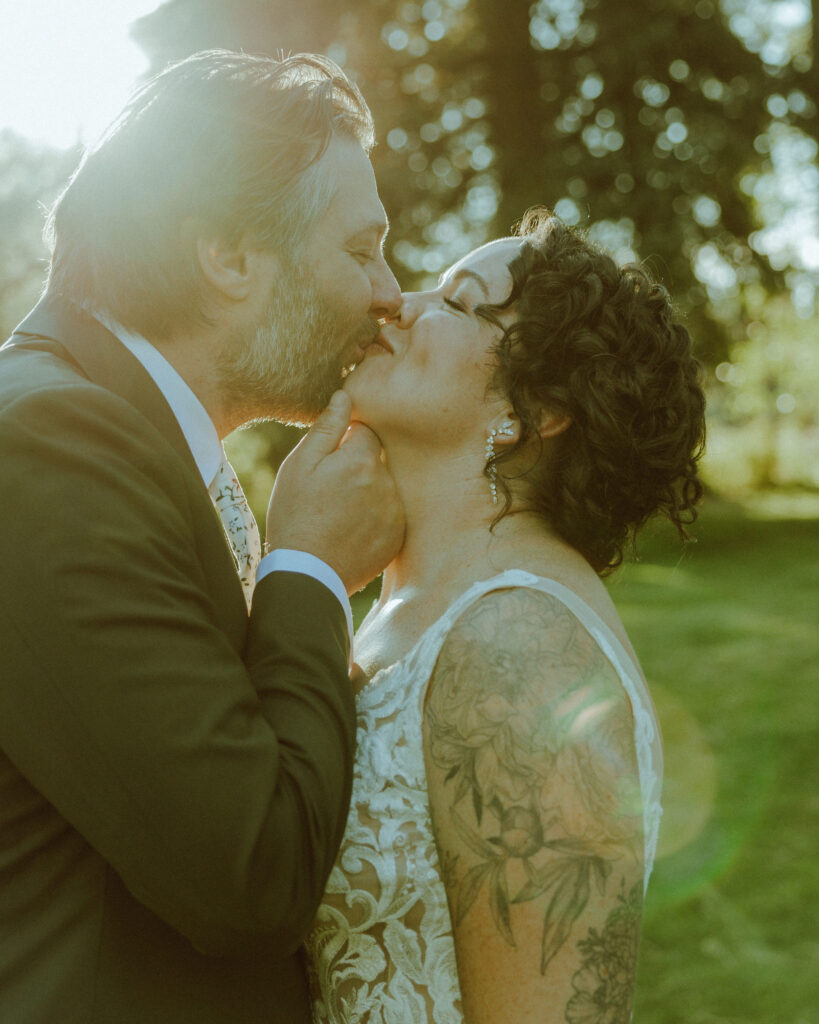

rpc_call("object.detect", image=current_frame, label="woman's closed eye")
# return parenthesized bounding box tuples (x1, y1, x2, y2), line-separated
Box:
(443, 296, 467, 314)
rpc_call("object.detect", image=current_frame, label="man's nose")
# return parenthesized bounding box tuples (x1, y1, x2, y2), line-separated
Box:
(370, 254, 402, 319)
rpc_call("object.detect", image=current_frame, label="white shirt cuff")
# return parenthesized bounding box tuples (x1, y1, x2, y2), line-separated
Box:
(256, 549, 354, 663)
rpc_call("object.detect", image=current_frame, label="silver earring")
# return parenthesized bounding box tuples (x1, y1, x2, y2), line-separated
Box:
(485, 421, 514, 505)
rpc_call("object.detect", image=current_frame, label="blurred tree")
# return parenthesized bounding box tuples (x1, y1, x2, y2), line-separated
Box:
(705, 295, 819, 490)
(132, 0, 818, 364)
(0, 131, 79, 338)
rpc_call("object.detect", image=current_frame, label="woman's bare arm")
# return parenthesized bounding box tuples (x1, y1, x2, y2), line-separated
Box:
(422, 588, 645, 1023)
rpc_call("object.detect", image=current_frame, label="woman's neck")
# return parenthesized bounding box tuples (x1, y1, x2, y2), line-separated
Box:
(376, 439, 554, 610)
(354, 438, 605, 677)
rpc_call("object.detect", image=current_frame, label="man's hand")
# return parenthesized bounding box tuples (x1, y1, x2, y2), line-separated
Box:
(265, 391, 405, 594)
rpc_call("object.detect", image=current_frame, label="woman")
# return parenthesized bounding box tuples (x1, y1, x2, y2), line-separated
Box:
(305, 209, 705, 1023)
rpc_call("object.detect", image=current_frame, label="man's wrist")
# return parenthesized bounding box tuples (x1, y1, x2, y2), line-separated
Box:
(256, 549, 354, 663)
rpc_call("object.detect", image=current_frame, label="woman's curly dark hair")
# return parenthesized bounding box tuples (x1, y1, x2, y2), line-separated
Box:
(480, 208, 706, 575)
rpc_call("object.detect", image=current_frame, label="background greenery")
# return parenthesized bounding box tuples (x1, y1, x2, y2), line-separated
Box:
(2, 1, 817, 1020)
(613, 496, 818, 1024)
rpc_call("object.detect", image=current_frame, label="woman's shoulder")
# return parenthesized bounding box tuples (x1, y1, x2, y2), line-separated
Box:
(438, 566, 643, 684)
(355, 569, 642, 705)
(428, 580, 632, 716)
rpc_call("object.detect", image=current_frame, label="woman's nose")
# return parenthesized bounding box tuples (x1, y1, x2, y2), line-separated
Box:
(392, 292, 424, 328)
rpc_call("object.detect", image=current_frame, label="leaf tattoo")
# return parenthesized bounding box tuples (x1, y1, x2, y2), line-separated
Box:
(539, 859, 590, 974)
(489, 862, 515, 947)
(455, 862, 493, 924)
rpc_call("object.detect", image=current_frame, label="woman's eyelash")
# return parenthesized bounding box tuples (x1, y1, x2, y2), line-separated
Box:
(444, 296, 466, 313)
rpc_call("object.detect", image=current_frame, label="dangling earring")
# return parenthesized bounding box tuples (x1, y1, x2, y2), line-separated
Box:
(485, 420, 514, 505)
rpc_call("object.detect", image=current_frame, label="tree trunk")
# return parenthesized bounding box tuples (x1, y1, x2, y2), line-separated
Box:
(473, 0, 546, 235)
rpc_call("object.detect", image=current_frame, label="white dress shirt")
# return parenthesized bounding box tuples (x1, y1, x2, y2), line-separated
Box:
(96, 315, 354, 651)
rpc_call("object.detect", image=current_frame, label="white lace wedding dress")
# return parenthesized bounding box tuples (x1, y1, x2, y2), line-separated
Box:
(305, 571, 663, 1024)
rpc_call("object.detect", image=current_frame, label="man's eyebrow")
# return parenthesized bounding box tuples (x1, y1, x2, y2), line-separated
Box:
(438, 267, 490, 298)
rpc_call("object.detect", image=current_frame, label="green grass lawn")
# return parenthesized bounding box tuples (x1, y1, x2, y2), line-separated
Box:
(352, 494, 818, 1023)
(610, 496, 819, 1024)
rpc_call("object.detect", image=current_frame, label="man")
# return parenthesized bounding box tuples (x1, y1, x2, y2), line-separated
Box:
(0, 51, 403, 1023)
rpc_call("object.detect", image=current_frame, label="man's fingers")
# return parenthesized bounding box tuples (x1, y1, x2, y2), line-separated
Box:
(341, 421, 383, 459)
(296, 391, 352, 467)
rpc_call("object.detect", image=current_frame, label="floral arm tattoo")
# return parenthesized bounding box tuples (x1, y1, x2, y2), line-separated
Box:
(422, 589, 644, 1023)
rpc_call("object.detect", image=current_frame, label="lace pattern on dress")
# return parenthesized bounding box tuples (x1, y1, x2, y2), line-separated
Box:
(305, 571, 663, 1024)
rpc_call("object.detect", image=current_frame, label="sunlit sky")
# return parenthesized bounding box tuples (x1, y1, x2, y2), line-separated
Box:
(0, 0, 160, 149)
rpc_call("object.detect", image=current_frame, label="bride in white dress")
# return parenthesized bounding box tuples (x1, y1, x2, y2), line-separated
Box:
(305, 209, 706, 1023)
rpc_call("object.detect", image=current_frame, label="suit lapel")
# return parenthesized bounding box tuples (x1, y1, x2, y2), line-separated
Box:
(8, 293, 199, 480)
(7, 293, 250, 634)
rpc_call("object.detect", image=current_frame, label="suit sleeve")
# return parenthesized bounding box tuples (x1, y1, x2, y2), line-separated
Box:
(0, 381, 356, 956)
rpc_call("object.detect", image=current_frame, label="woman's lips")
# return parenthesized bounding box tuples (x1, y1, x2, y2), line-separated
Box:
(361, 334, 394, 358)
(341, 332, 395, 378)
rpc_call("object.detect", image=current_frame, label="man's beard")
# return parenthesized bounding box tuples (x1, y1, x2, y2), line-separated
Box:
(218, 260, 376, 426)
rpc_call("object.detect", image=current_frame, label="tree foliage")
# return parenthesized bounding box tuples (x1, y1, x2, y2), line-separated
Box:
(132, 0, 818, 362)
(0, 131, 79, 338)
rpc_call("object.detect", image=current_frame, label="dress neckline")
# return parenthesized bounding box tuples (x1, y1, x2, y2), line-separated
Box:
(358, 569, 646, 698)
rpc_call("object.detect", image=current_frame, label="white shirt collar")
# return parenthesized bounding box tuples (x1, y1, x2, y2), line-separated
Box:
(94, 313, 223, 489)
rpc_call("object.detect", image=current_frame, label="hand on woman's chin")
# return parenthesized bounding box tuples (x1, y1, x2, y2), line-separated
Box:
(340, 366, 369, 417)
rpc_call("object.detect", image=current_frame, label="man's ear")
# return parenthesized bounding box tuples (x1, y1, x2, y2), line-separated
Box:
(196, 237, 252, 301)
(196, 236, 278, 302)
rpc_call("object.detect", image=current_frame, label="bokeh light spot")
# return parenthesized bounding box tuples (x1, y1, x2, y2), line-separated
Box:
(580, 73, 604, 99)
(666, 121, 688, 144)
(692, 195, 722, 227)
(669, 59, 690, 81)
(766, 94, 789, 119)
(384, 26, 409, 50)
(651, 684, 718, 860)
(469, 144, 493, 171)
(387, 128, 408, 151)
(554, 197, 582, 224)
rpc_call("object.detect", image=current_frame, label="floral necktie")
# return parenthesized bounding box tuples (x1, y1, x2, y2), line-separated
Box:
(208, 449, 261, 611)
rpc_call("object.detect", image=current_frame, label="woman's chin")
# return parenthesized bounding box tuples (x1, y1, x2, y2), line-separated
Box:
(342, 354, 395, 422)
(341, 372, 369, 420)
(341, 362, 372, 398)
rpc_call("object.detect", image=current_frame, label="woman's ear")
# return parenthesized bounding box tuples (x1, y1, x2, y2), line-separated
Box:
(487, 409, 571, 447)
(486, 413, 521, 448)
(539, 407, 572, 440)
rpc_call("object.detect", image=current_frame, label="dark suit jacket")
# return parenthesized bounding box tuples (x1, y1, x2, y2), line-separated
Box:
(0, 294, 356, 1023)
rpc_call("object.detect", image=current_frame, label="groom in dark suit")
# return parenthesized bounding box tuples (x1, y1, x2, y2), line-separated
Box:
(0, 51, 403, 1023)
